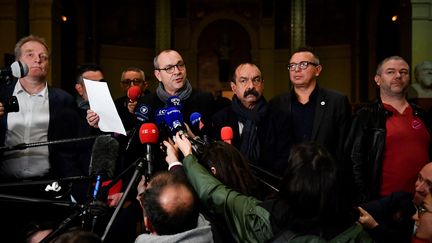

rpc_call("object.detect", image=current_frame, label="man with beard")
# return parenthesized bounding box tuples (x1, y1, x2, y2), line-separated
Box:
(211, 63, 270, 165)
(346, 56, 431, 203)
(267, 46, 351, 175)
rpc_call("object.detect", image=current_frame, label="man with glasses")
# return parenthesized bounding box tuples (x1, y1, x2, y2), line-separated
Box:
(267, 46, 351, 175)
(114, 67, 150, 131)
(137, 49, 215, 138)
(346, 56, 431, 204)
(211, 63, 269, 164)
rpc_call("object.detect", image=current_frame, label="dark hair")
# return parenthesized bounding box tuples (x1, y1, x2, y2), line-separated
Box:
(375, 56, 408, 75)
(278, 142, 342, 232)
(231, 62, 263, 83)
(142, 171, 199, 235)
(291, 46, 320, 64)
(76, 63, 103, 84)
(52, 228, 101, 243)
(200, 141, 261, 197)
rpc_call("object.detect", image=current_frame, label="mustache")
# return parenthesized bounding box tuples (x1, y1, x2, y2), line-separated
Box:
(244, 89, 259, 98)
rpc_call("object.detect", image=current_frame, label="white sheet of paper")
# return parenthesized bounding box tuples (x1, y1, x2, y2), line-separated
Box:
(84, 79, 126, 135)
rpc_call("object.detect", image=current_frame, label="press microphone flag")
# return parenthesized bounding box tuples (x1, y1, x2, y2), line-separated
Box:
(164, 107, 185, 136)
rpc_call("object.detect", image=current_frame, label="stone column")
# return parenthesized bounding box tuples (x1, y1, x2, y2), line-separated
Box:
(290, 0, 306, 52)
(155, 0, 171, 53)
(412, 0, 432, 67)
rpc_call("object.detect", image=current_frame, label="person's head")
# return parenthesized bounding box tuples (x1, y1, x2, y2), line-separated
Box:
(278, 142, 342, 231)
(52, 228, 101, 243)
(75, 64, 104, 101)
(200, 141, 259, 197)
(230, 63, 264, 109)
(14, 35, 50, 81)
(374, 56, 410, 99)
(141, 171, 199, 235)
(415, 61, 432, 89)
(120, 67, 147, 93)
(413, 193, 432, 241)
(24, 221, 54, 243)
(287, 46, 322, 89)
(153, 50, 187, 96)
(414, 163, 432, 205)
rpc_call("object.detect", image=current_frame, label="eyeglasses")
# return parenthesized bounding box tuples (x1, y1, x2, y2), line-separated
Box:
(121, 78, 144, 85)
(415, 204, 431, 217)
(287, 61, 319, 71)
(155, 62, 185, 74)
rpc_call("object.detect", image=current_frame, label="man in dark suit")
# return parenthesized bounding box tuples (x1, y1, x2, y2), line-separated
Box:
(0, 35, 83, 241)
(268, 46, 352, 174)
(211, 62, 269, 165)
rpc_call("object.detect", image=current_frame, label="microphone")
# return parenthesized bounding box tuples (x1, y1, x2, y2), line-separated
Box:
(127, 85, 141, 103)
(164, 107, 185, 136)
(166, 95, 182, 110)
(164, 107, 208, 154)
(190, 112, 204, 136)
(126, 104, 151, 151)
(88, 135, 118, 232)
(89, 136, 118, 200)
(139, 123, 159, 178)
(0, 61, 29, 79)
(221, 126, 233, 144)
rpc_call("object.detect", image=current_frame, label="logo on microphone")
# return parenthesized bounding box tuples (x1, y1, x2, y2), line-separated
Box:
(139, 105, 149, 114)
(171, 98, 181, 107)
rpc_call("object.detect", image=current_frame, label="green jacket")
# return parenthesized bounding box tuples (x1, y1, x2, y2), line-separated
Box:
(182, 154, 374, 243)
(183, 154, 273, 243)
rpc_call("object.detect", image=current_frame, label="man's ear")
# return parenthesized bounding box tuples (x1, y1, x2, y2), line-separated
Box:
(154, 70, 162, 82)
(75, 83, 84, 96)
(144, 216, 156, 234)
(374, 75, 380, 86)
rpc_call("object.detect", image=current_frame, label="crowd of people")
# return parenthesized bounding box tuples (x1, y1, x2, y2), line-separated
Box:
(0, 34, 431, 243)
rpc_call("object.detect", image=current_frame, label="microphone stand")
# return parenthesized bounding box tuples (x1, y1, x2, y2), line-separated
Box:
(101, 157, 147, 241)
(40, 203, 88, 243)
(0, 134, 110, 152)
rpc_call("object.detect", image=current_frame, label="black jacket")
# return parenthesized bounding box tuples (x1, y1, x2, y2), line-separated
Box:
(345, 99, 431, 202)
(267, 86, 352, 174)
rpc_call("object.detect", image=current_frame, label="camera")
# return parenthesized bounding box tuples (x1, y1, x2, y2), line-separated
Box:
(0, 96, 19, 113)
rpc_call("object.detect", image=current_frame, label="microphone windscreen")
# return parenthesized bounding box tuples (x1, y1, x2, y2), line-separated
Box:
(166, 96, 182, 110)
(190, 112, 201, 127)
(127, 86, 142, 102)
(11, 61, 29, 78)
(139, 123, 159, 144)
(89, 136, 119, 178)
(164, 107, 183, 131)
(134, 104, 151, 122)
(155, 108, 166, 127)
(221, 126, 233, 141)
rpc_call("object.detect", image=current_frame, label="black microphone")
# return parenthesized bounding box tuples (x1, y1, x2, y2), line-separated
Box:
(125, 103, 151, 151)
(88, 135, 118, 232)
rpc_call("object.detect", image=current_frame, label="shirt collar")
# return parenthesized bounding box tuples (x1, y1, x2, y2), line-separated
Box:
(14, 80, 48, 97)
